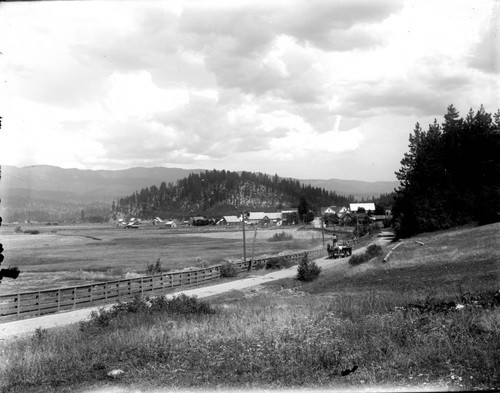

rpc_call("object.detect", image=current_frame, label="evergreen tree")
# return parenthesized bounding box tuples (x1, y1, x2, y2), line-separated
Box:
(393, 105, 500, 237)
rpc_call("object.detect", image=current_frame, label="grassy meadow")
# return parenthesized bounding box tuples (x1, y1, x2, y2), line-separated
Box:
(0, 223, 325, 294)
(0, 223, 498, 392)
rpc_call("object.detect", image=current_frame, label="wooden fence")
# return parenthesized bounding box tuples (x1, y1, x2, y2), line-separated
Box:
(0, 248, 326, 320)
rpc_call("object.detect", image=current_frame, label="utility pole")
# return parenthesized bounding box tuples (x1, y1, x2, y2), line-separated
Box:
(321, 215, 325, 249)
(249, 224, 258, 271)
(242, 211, 246, 263)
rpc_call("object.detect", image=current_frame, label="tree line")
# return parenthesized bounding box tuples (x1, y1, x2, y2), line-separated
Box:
(393, 105, 500, 237)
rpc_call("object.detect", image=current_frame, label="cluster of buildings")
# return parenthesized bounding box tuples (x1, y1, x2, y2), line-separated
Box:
(117, 202, 392, 229)
(174, 203, 392, 228)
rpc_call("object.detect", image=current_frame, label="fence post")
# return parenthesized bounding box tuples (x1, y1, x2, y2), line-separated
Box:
(37, 291, 41, 314)
(57, 289, 61, 311)
(17, 293, 20, 316)
(90, 286, 93, 305)
(104, 282, 108, 300)
(73, 287, 77, 308)
(141, 277, 144, 296)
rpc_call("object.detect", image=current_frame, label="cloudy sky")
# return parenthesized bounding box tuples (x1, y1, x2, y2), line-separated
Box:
(0, 0, 498, 181)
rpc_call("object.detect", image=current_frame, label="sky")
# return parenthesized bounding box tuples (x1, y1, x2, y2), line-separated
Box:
(0, 0, 498, 182)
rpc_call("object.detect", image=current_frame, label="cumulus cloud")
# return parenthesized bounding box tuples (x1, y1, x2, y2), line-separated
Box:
(278, 0, 401, 50)
(468, 9, 499, 75)
(0, 0, 497, 181)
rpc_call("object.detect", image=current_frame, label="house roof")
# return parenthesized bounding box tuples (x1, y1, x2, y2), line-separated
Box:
(223, 215, 241, 223)
(349, 203, 376, 212)
(247, 212, 267, 220)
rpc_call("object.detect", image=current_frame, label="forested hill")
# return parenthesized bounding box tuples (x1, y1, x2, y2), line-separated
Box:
(116, 170, 354, 217)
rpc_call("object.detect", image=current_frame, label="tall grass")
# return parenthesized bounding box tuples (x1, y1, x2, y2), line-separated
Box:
(1, 290, 498, 392)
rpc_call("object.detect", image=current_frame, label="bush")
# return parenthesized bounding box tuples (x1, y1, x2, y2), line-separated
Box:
(365, 244, 383, 258)
(23, 229, 40, 235)
(14, 226, 22, 233)
(268, 231, 293, 242)
(348, 253, 368, 266)
(146, 258, 162, 275)
(265, 256, 293, 270)
(219, 260, 239, 277)
(79, 294, 216, 332)
(296, 252, 321, 282)
(349, 243, 383, 266)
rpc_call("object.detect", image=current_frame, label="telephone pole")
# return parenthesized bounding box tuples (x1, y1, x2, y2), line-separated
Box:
(242, 211, 246, 262)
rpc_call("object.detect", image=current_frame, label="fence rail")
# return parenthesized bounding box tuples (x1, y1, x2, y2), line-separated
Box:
(0, 248, 326, 320)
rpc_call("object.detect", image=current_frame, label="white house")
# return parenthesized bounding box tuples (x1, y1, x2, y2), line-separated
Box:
(322, 206, 349, 215)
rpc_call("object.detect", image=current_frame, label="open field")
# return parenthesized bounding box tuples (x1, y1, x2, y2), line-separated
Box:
(0, 223, 498, 392)
(0, 223, 327, 294)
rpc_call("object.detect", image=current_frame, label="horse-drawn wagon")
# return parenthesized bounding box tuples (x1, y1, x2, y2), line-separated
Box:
(327, 240, 353, 259)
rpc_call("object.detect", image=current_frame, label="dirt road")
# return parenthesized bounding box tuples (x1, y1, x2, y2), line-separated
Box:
(0, 234, 394, 340)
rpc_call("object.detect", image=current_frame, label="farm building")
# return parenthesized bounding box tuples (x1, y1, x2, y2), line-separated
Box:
(246, 212, 283, 225)
(218, 215, 241, 225)
(266, 212, 282, 223)
(164, 220, 177, 228)
(281, 210, 298, 225)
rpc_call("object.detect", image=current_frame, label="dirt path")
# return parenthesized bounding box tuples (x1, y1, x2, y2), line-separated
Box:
(0, 234, 394, 340)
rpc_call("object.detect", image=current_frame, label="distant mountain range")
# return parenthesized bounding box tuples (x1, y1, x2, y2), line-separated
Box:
(0, 165, 397, 222)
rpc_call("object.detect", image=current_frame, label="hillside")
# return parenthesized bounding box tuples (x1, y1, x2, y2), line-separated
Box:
(0, 165, 203, 203)
(115, 170, 356, 217)
(0, 165, 204, 222)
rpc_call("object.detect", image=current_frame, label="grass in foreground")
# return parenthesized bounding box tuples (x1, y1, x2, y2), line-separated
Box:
(0, 223, 499, 392)
(1, 289, 498, 392)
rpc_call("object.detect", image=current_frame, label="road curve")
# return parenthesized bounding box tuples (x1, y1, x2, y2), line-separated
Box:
(0, 234, 394, 340)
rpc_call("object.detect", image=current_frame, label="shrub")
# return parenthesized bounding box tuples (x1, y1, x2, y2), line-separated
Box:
(266, 256, 293, 270)
(14, 226, 22, 233)
(79, 294, 216, 332)
(220, 260, 239, 277)
(296, 252, 321, 282)
(146, 257, 162, 275)
(349, 243, 383, 266)
(23, 229, 40, 235)
(365, 244, 383, 258)
(348, 253, 368, 266)
(268, 231, 293, 242)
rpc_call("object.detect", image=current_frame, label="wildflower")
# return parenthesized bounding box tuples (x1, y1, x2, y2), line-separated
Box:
(455, 304, 465, 310)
